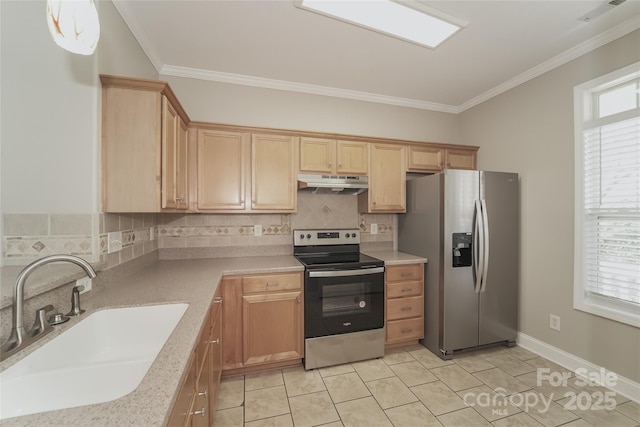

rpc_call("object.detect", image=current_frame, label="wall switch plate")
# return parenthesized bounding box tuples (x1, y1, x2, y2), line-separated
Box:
(107, 231, 123, 253)
(77, 276, 92, 294)
(370, 223, 378, 234)
(550, 314, 561, 331)
(254, 224, 263, 236)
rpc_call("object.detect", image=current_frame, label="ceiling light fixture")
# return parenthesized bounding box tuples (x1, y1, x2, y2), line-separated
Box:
(295, 0, 466, 49)
(46, 0, 100, 55)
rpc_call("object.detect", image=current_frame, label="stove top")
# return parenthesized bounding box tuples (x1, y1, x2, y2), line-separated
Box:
(293, 228, 383, 270)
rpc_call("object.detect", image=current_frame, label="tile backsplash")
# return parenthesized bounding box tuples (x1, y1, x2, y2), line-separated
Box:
(2, 193, 394, 267)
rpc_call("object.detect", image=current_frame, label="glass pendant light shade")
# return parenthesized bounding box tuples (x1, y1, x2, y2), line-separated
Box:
(46, 0, 100, 55)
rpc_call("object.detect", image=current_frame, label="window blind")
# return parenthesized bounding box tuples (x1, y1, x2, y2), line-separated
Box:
(583, 116, 640, 305)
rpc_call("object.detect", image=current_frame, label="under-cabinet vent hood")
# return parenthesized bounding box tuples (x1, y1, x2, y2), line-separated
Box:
(297, 173, 368, 195)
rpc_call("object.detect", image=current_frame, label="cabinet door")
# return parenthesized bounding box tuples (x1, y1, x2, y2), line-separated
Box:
(445, 148, 477, 170)
(360, 143, 406, 212)
(221, 277, 243, 371)
(242, 291, 303, 366)
(174, 118, 189, 210)
(162, 96, 179, 209)
(300, 137, 334, 173)
(336, 140, 368, 175)
(197, 130, 249, 211)
(251, 134, 298, 211)
(407, 145, 444, 172)
(209, 295, 223, 418)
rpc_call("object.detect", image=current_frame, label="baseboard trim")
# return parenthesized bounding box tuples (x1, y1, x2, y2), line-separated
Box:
(517, 332, 639, 403)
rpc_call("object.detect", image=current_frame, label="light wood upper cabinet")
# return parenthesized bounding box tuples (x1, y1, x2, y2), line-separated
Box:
(251, 134, 298, 211)
(359, 143, 406, 213)
(299, 137, 367, 175)
(445, 148, 477, 170)
(197, 129, 249, 211)
(407, 144, 477, 172)
(100, 75, 190, 212)
(195, 130, 297, 213)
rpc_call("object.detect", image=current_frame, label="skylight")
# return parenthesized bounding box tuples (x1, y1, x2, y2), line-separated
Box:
(295, 0, 466, 49)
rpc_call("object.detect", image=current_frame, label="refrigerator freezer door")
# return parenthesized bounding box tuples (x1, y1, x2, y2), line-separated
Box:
(442, 170, 480, 352)
(478, 171, 519, 345)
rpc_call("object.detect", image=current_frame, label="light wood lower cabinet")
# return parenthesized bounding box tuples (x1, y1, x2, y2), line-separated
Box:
(222, 272, 304, 374)
(385, 264, 425, 347)
(167, 291, 222, 427)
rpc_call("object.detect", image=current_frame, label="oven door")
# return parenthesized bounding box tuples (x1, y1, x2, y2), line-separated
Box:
(304, 267, 384, 338)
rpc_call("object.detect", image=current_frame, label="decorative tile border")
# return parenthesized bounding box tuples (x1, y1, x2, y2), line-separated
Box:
(359, 214, 393, 234)
(157, 224, 291, 238)
(4, 235, 94, 259)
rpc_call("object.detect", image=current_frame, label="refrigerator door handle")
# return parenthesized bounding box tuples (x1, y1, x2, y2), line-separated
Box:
(480, 199, 490, 292)
(473, 200, 484, 293)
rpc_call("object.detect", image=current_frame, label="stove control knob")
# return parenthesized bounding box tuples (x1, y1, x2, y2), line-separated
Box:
(299, 234, 305, 239)
(351, 233, 357, 238)
(306, 234, 311, 239)
(344, 233, 349, 238)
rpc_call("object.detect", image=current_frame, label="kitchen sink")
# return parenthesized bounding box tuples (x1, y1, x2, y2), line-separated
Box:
(0, 303, 188, 420)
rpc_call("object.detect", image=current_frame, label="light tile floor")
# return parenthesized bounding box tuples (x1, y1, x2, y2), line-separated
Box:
(213, 345, 640, 427)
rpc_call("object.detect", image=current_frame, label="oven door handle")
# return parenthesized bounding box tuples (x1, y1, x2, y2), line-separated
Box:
(308, 267, 385, 278)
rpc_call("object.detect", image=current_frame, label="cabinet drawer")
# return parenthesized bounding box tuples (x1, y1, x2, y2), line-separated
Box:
(386, 281, 423, 299)
(387, 296, 424, 321)
(386, 318, 424, 343)
(242, 273, 301, 293)
(386, 264, 423, 282)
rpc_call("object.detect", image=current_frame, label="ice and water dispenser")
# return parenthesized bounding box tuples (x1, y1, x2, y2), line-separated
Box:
(452, 232, 472, 267)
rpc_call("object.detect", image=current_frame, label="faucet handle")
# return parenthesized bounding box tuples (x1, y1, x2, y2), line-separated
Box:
(27, 304, 55, 337)
(65, 286, 85, 317)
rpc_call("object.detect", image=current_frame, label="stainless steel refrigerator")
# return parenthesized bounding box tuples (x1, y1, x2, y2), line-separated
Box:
(398, 170, 519, 359)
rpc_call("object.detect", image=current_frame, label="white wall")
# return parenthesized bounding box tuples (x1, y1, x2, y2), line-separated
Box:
(163, 76, 461, 144)
(459, 30, 640, 383)
(0, 0, 156, 215)
(1, 0, 98, 214)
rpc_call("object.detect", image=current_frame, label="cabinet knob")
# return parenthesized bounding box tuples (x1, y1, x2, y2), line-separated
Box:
(192, 407, 206, 417)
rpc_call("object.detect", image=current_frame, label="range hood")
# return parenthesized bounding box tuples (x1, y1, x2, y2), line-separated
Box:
(297, 173, 368, 195)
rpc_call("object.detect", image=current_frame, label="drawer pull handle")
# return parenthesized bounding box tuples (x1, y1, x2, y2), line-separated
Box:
(401, 288, 413, 292)
(209, 338, 220, 344)
(197, 388, 208, 398)
(213, 297, 223, 303)
(266, 282, 280, 287)
(401, 328, 413, 333)
(401, 306, 412, 311)
(192, 407, 206, 417)
(401, 272, 412, 277)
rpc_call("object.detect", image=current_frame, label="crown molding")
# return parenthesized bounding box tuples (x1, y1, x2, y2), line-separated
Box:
(458, 16, 640, 113)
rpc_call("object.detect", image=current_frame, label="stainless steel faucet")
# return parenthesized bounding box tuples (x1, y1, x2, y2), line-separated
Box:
(0, 255, 97, 361)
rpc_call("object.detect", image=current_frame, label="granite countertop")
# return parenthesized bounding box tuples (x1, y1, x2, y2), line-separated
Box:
(0, 256, 304, 426)
(363, 250, 428, 265)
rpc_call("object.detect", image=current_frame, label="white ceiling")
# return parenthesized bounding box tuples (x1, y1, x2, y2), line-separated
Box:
(113, 0, 640, 113)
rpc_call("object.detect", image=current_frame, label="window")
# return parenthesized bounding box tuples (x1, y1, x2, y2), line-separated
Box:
(574, 62, 640, 328)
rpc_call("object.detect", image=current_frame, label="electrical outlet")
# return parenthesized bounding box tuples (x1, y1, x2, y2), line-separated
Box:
(149, 226, 155, 241)
(370, 223, 378, 234)
(107, 231, 123, 253)
(254, 224, 263, 236)
(550, 314, 561, 331)
(77, 276, 92, 294)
